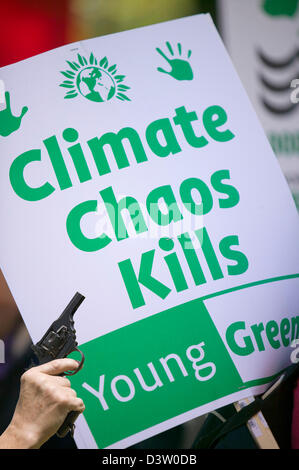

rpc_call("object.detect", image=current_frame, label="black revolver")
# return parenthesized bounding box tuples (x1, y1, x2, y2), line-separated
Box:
(31, 292, 85, 438)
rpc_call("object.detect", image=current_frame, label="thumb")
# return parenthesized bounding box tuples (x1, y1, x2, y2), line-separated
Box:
(36, 358, 80, 376)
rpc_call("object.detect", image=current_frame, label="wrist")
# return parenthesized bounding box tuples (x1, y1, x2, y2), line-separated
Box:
(3, 417, 40, 449)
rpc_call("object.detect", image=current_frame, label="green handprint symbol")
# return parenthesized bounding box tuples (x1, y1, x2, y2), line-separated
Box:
(156, 42, 193, 81)
(0, 92, 28, 137)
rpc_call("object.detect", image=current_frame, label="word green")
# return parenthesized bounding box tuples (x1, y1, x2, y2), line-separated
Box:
(226, 316, 299, 356)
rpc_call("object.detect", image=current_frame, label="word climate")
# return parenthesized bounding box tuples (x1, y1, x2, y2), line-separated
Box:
(9, 104, 234, 201)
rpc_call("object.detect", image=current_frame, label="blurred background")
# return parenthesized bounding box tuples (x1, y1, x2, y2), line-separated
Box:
(0, 0, 216, 67)
(0, 0, 298, 449)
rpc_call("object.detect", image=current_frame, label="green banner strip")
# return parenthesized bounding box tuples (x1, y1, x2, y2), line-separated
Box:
(201, 273, 299, 302)
(70, 299, 243, 448)
(70, 273, 299, 448)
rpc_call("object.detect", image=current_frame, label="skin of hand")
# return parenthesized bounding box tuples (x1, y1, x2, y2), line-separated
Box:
(0, 358, 85, 449)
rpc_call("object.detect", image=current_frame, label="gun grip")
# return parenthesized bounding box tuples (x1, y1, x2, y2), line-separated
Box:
(56, 410, 80, 438)
(56, 348, 85, 438)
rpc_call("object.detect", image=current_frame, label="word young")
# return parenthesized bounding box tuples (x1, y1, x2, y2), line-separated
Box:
(9, 104, 234, 202)
(82, 341, 216, 412)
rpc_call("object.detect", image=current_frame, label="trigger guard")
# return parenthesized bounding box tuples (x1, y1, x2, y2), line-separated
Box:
(64, 347, 85, 376)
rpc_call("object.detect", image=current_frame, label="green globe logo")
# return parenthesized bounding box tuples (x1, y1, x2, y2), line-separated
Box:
(60, 53, 130, 103)
(77, 66, 116, 102)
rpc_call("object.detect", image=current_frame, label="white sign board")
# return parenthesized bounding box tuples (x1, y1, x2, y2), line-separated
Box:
(0, 14, 299, 449)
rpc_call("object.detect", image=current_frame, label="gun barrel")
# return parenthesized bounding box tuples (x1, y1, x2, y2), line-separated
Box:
(60, 292, 85, 319)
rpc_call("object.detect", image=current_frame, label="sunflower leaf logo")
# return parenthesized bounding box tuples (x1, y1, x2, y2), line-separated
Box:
(60, 53, 130, 103)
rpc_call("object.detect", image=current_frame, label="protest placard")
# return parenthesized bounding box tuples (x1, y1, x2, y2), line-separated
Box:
(0, 14, 299, 448)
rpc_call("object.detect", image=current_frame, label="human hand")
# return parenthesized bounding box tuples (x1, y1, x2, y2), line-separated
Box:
(0, 358, 85, 448)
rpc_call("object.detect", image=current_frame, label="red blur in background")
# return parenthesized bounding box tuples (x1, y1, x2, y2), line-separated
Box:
(0, 0, 70, 67)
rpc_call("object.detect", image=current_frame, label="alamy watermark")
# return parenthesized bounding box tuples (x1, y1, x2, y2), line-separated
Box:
(290, 79, 299, 104)
(0, 339, 5, 364)
(290, 338, 299, 364)
(93, 199, 205, 249)
(0, 79, 5, 104)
